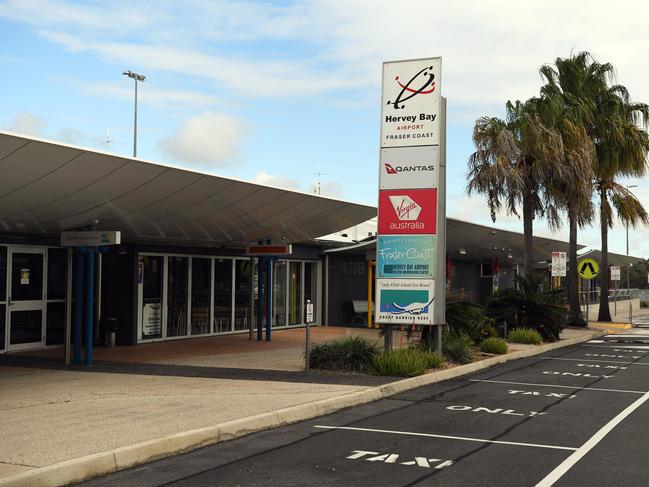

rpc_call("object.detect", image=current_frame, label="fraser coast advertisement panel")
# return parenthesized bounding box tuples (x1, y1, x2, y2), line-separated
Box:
(377, 235, 436, 278)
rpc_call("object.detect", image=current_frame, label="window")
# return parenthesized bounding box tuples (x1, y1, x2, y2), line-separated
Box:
(141, 256, 163, 340)
(234, 260, 252, 331)
(191, 258, 211, 335)
(214, 258, 233, 333)
(167, 257, 188, 337)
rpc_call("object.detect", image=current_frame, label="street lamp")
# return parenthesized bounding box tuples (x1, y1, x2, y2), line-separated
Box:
(626, 184, 638, 256)
(122, 70, 146, 157)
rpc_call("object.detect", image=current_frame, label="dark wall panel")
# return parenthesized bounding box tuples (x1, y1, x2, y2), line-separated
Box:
(327, 254, 367, 325)
(101, 244, 136, 346)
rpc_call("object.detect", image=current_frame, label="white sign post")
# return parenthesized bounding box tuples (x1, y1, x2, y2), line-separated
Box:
(611, 266, 621, 315)
(305, 299, 313, 373)
(551, 252, 566, 277)
(376, 57, 444, 353)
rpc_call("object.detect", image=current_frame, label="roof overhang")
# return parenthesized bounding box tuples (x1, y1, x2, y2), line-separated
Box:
(0, 131, 376, 246)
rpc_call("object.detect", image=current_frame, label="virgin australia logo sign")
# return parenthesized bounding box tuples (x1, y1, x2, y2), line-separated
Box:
(389, 195, 421, 220)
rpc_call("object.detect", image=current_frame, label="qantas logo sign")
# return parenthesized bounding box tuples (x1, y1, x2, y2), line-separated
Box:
(383, 163, 435, 175)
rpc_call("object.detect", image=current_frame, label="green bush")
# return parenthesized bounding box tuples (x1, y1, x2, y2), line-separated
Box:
(480, 337, 508, 354)
(418, 347, 444, 369)
(446, 295, 496, 344)
(308, 336, 380, 372)
(371, 348, 429, 377)
(442, 330, 474, 364)
(507, 327, 542, 345)
(487, 275, 567, 341)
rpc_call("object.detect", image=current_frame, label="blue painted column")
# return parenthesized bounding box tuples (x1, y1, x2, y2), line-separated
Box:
(265, 257, 272, 341)
(85, 251, 95, 367)
(73, 250, 84, 365)
(257, 257, 263, 341)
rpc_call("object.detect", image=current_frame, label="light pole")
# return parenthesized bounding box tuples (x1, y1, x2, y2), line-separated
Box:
(122, 70, 146, 157)
(626, 184, 637, 256)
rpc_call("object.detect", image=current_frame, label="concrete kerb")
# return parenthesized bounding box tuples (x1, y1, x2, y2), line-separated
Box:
(0, 329, 603, 487)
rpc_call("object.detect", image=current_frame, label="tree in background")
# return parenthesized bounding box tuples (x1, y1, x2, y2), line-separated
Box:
(540, 59, 597, 326)
(467, 99, 564, 276)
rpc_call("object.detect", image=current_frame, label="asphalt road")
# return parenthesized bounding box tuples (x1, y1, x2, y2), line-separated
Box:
(82, 333, 649, 486)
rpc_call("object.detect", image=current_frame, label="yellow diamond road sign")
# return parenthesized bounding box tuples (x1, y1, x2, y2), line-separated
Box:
(578, 258, 599, 280)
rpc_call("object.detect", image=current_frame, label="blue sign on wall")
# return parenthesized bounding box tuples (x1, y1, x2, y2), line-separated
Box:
(377, 235, 436, 278)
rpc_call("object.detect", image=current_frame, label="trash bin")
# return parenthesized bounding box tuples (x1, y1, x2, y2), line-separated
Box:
(103, 318, 117, 347)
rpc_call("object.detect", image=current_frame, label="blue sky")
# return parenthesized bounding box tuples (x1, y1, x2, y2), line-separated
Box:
(2, 0, 649, 256)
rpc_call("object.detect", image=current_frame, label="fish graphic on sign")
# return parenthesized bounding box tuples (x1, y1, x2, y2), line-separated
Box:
(380, 289, 433, 316)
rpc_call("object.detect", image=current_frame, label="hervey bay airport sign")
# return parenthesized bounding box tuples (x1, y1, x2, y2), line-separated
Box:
(376, 57, 443, 325)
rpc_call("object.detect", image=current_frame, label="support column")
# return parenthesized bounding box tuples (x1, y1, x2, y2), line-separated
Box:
(257, 257, 263, 341)
(85, 252, 95, 367)
(73, 250, 84, 365)
(265, 257, 272, 341)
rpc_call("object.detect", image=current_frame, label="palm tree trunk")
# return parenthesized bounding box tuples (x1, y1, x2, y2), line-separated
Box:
(568, 210, 586, 326)
(598, 187, 612, 322)
(522, 193, 534, 276)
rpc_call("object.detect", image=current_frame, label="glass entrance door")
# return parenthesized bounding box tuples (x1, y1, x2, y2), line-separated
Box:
(7, 248, 45, 351)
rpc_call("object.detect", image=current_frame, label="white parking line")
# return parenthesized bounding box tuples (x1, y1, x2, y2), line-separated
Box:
(582, 344, 649, 350)
(313, 425, 578, 451)
(536, 390, 649, 486)
(539, 357, 649, 366)
(469, 379, 645, 395)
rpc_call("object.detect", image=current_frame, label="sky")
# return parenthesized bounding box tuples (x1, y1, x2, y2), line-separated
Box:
(1, 0, 649, 256)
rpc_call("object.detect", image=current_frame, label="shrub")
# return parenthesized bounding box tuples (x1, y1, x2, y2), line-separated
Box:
(442, 330, 474, 364)
(308, 336, 380, 372)
(507, 327, 542, 345)
(418, 348, 444, 369)
(371, 348, 428, 377)
(480, 337, 508, 354)
(420, 292, 494, 347)
(487, 275, 567, 341)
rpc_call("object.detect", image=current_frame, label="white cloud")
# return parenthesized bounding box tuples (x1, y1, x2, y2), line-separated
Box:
(250, 171, 300, 190)
(74, 81, 222, 110)
(8, 111, 45, 136)
(159, 112, 249, 166)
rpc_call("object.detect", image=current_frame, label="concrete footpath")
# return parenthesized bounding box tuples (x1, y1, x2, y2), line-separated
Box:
(0, 327, 602, 487)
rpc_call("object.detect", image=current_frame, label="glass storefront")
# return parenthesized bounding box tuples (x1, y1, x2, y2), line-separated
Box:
(214, 258, 232, 333)
(234, 260, 252, 331)
(141, 255, 163, 340)
(0, 245, 68, 352)
(273, 261, 287, 327)
(167, 257, 189, 338)
(191, 258, 211, 336)
(137, 253, 319, 343)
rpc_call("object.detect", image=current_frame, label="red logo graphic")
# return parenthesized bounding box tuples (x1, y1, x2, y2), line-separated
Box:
(387, 66, 436, 110)
(378, 189, 437, 235)
(384, 163, 398, 174)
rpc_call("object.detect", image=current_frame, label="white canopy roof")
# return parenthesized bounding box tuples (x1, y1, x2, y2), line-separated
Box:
(0, 131, 376, 246)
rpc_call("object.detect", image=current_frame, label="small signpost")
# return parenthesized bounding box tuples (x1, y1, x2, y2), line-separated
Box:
(611, 266, 621, 315)
(305, 299, 314, 373)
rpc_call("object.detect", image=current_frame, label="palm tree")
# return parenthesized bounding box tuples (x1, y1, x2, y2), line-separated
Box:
(541, 52, 649, 322)
(540, 62, 597, 326)
(467, 99, 564, 276)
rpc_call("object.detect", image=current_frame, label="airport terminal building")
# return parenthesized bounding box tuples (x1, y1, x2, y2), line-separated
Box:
(0, 131, 636, 360)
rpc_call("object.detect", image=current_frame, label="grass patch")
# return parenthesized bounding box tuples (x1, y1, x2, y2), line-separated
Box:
(507, 327, 542, 345)
(442, 331, 474, 364)
(480, 337, 508, 354)
(308, 336, 380, 372)
(371, 347, 444, 377)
